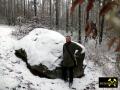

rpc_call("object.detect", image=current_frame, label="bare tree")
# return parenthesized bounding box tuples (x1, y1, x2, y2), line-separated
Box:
(34, 0, 37, 16)
(55, 0, 59, 29)
(78, 5, 81, 43)
(99, 0, 105, 44)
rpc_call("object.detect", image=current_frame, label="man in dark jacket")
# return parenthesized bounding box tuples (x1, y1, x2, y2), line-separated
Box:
(61, 36, 85, 87)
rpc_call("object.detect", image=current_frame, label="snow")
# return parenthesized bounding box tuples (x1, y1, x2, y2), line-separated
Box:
(0, 25, 119, 90)
(0, 25, 13, 36)
(0, 76, 19, 90)
(16, 28, 66, 70)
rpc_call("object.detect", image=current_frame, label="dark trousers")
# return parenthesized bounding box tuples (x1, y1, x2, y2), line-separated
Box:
(62, 67, 74, 84)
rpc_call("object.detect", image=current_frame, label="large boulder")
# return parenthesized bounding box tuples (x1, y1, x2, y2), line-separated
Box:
(15, 28, 85, 79)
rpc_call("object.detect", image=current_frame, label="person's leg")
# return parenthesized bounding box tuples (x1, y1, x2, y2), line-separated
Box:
(62, 67, 68, 82)
(69, 67, 74, 87)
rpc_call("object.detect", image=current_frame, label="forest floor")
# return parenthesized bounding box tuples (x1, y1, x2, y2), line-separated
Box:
(0, 25, 119, 90)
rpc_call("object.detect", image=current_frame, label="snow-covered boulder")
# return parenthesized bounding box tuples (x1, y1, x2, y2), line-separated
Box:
(15, 28, 85, 78)
(16, 28, 65, 70)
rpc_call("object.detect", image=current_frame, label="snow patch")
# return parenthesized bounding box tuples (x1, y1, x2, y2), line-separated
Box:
(0, 76, 19, 90)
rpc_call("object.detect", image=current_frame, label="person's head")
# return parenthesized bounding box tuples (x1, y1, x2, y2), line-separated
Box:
(66, 36, 71, 43)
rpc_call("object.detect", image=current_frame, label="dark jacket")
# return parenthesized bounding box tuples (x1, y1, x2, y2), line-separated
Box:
(62, 41, 83, 67)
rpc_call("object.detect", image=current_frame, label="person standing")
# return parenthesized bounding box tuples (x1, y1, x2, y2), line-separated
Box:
(61, 36, 85, 87)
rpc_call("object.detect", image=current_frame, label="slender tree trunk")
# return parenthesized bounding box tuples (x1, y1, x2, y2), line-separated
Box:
(56, 0, 59, 29)
(86, 12, 89, 22)
(21, 0, 23, 15)
(66, 1, 69, 32)
(34, 0, 37, 16)
(23, 0, 26, 17)
(99, 16, 104, 44)
(12, 0, 16, 25)
(99, 0, 105, 44)
(78, 5, 81, 43)
(3, 0, 6, 17)
(71, 0, 74, 31)
(42, 0, 45, 19)
(16, 0, 18, 17)
(49, 0, 52, 29)
(8, 0, 12, 25)
(27, 0, 30, 19)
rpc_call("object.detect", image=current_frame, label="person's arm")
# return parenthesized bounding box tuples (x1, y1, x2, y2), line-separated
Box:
(75, 43, 82, 53)
(73, 43, 83, 57)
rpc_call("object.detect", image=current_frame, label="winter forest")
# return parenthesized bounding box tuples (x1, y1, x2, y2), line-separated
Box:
(0, 0, 120, 90)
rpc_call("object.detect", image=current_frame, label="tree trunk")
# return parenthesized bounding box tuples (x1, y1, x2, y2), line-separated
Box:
(78, 5, 81, 43)
(42, 0, 45, 19)
(34, 0, 37, 16)
(86, 12, 89, 22)
(66, 1, 69, 32)
(56, 0, 59, 29)
(99, 16, 104, 44)
(99, 0, 105, 44)
(49, 0, 52, 29)
(23, 0, 26, 17)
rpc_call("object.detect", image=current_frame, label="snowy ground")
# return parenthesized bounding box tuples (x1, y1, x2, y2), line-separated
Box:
(0, 25, 119, 90)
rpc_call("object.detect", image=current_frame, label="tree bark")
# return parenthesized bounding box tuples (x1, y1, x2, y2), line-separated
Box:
(99, 0, 105, 44)
(66, 1, 69, 32)
(78, 5, 82, 43)
(49, 0, 52, 29)
(55, 0, 59, 29)
(34, 0, 37, 16)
